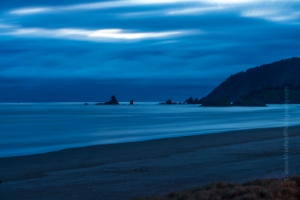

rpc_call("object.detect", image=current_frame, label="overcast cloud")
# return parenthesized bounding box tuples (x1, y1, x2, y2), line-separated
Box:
(0, 0, 300, 101)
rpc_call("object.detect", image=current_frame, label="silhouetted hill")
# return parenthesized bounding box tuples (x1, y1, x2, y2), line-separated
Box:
(200, 57, 300, 103)
(200, 97, 231, 107)
(233, 86, 300, 105)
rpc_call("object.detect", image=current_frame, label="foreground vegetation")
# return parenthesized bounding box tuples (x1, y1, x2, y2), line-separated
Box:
(134, 176, 300, 200)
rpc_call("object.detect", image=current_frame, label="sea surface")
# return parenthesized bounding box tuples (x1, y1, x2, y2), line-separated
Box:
(1, 103, 300, 158)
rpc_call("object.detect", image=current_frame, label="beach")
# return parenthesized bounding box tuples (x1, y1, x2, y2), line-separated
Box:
(1, 126, 300, 200)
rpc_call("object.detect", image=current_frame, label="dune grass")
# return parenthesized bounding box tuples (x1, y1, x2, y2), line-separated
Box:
(134, 176, 300, 200)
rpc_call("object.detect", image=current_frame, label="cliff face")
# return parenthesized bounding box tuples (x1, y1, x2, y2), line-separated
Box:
(200, 57, 300, 102)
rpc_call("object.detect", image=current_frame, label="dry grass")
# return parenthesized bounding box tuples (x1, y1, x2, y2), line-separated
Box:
(134, 176, 300, 200)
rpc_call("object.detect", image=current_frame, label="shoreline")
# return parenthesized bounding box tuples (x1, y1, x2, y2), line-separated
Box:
(1, 126, 300, 199)
(1, 124, 297, 159)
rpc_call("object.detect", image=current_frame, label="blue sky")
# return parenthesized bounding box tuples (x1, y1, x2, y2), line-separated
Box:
(1, 0, 300, 102)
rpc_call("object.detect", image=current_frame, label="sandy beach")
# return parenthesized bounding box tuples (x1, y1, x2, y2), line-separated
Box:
(1, 126, 300, 200)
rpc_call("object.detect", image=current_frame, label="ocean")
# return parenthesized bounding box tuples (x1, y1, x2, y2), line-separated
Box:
(1, 103, 299, 158)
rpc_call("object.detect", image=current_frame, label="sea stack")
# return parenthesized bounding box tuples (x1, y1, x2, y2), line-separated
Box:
(130, 100, 134, 105)
(108, 95, 119, 104)
(95, 95, 119, 105)
(185, 97, 201, 104)
(159, 99, 178, 104)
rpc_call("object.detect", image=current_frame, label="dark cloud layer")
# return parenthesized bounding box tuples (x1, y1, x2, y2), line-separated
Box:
(0, 0, 300, 102)
(0, 77, 216, 102)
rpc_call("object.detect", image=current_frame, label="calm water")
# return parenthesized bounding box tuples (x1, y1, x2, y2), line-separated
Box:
(1, 103, 300, 158)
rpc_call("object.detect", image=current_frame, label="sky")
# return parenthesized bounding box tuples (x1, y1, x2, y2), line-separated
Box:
(1, 0, 300, 102)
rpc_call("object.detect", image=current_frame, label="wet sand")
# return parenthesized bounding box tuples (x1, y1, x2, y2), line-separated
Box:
(1, 126, 300, 200)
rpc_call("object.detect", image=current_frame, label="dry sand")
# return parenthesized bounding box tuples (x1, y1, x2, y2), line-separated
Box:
(0, 126, 300, 200)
